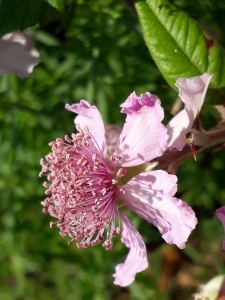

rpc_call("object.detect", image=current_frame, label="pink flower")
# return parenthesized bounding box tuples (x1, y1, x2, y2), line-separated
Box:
(0, 31, 40, 78)
(167, 73, 212, 150)
(40, 92, 197, 286)
(216, 207, 225, 250)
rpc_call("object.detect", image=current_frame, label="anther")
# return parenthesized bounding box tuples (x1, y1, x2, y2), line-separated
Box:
(65, 135, 72, 143)
(117, 168, 126, 178)
(103, 240, 113, 250)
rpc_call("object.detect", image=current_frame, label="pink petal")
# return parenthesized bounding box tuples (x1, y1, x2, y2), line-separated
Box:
(177, 73, 212, 119)
(167, 73, 212, 150)
(117, 171, 197, 249)
(114, 92, 168, 167)
(65, 100, 106, 152)
(0, 31, 40, 78)
(216, 207, 225, 250)
(113, 213, 148, 287)
(167, 109, 190, 150)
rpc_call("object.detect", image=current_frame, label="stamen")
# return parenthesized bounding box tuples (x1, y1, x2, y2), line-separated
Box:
(40, 127, 124, 250)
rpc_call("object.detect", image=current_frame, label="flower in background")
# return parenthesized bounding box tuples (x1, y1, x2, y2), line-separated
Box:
(192, 275, 225, 300)
(216, 207, 225, 250)
(167, 73, 212, 150)
(40, 92, 197, 286)
(0, 31, 40, 78)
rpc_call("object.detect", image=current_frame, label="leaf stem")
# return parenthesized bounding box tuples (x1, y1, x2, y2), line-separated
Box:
(155, 124, 225, 174)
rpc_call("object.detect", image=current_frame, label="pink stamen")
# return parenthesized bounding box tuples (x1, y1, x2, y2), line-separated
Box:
(40, 126, 124, 249)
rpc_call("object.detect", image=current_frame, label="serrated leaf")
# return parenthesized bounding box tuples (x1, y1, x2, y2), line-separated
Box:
(135, 0, 225, 104)
(0, 0, 73, 37)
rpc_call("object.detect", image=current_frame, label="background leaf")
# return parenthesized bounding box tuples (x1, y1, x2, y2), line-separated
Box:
(44, 0, 73, 11)
(135, 0, 225, 104)
(1, 1, 225, 299)
(0, 0, 73, 37)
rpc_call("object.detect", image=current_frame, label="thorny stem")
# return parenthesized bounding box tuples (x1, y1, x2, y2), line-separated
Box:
(155, 124, 225, 174)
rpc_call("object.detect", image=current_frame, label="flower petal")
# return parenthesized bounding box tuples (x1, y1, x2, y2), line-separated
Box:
(0, 31, 40, 78)
(177, 73, 212, 119)
(166, 109, 190, 150)
(65, 100, 106, 152)
(216, 207, 225, 250)
(113, 213, 148, 287)
(114, 92, 168, 167)
(117, 171, 197, 249)
(167, 73, 212, 150)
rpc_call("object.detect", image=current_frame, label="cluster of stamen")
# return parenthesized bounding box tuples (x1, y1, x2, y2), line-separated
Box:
(40, 125, 125, 250)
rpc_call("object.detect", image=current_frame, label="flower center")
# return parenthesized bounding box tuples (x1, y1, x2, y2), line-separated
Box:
(40, 125, 125, 250)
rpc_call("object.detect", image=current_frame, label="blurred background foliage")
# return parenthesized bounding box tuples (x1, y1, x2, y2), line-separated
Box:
(1, 0, 225, 299)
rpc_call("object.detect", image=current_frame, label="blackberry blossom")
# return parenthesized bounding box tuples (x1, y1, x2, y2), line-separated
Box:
(0, 31, 40, 77)
(40, 92, 197, 286)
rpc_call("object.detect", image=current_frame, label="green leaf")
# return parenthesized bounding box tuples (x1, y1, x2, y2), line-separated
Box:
(135, 0, 225, 104)
(44, 0, 74, 11)
(0, 0, 73, 37)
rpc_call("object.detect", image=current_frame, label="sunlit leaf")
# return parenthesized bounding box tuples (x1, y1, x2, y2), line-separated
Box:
(135, 0, 225, 104)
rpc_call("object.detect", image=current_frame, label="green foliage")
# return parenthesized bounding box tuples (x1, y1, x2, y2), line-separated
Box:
(0, 0, 74, 37)
(44, 0, 74, 11)
(135, 0, 225, 104)
(0, 1, 169, 299)
(1, 0, 225, 299)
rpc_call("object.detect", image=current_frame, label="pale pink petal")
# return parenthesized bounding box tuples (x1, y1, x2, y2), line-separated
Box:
(0, 31, 40, 78)
(65, 100, 106, 152)
(117, 171, 197, 249)
(216, 207, 225, 250)
(177, 73, 212, 119)
(166, 109, 190, 150)
(114, 92, 168, 167)
(167, 73, 212, 150)
(113, 213, 148, 287)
